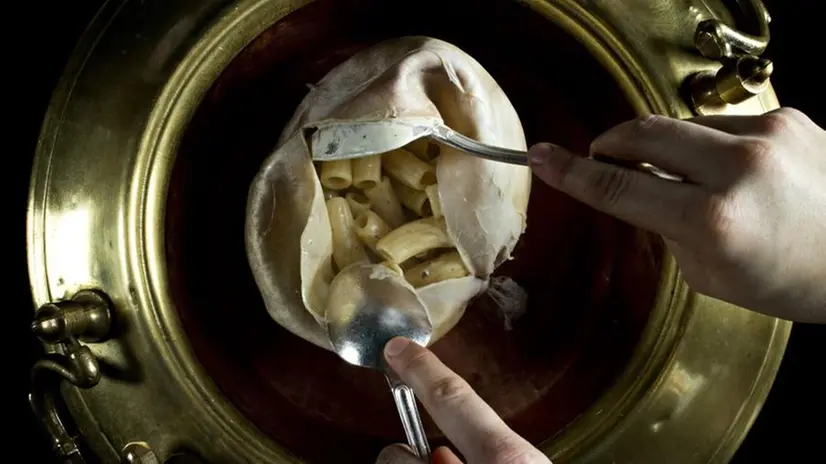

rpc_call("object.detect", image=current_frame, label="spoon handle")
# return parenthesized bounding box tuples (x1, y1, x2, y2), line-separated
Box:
(431, 124, 684, 182)
(432, 124, 528, 165)
(387, 375, 431, 461)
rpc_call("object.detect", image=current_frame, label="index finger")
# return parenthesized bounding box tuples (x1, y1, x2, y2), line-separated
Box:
(384, 338, 549, 464)
(529, 143, 703, 241)
(590, 114, 742, 186)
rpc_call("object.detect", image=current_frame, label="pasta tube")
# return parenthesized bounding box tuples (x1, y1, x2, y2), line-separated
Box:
(323, 189, 339, 200)
(381, 260, 404, 276)
(425, 185, 442, 218)
(325, 197, 369, 270)
(353, 210, 392, 252)
(345, 192, 371, 217)
(392, 180, 432, 217)
(405, 139, 439, 161)
(320, 160, 352, 190)
(352, 155, 381, 189)
(414, 250, 434, 260)
(404, 251, 469, 288)
(364, 176, 406, 228)
(383, 149, 436, 190)
(376, 216, 451, 264)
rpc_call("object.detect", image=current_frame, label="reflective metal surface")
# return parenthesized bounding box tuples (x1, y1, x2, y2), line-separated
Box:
(27, 0, 789, 462)
(694, 0, 771, 59)
(690, 55, 774, 115)
(433, 124, 685, 181)
(29, 290, 113, 463)
(325, 263, 432, 370)
(325, 263, 433, 460)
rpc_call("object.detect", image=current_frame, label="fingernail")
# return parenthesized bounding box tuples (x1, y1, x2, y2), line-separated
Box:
(589, 138, 605, 156)
(588, 140, 599, 156)
(384, 337, 411, 358)
(528, 143, 555, 166)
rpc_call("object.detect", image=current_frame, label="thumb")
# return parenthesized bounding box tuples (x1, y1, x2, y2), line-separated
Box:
(375, 445, 463, 464)
(527, 143, 700, 241)
(375, 444, 423, 464)
(433, 446, 464, 464)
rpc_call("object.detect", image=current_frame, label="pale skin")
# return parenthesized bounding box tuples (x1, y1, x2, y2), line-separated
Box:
(377, 107, 826, 463)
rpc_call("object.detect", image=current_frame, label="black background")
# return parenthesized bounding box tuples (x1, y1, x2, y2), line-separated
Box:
(11, 0, 824, 462)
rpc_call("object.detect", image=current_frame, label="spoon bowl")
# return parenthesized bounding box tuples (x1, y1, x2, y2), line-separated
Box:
(325, 263, 432, 371)
(325, 263, 433, 460)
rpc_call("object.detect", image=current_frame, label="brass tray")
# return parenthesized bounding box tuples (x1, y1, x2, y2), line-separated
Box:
(27, 0, 790, 462)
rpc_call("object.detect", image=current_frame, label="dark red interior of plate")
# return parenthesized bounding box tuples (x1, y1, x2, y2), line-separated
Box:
(166, 0, 664, 462)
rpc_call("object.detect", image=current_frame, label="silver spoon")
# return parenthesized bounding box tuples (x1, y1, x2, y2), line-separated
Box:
(324, 263, 433, 461)
(429, 124, 684, 182)
(307, 121, 683, 182)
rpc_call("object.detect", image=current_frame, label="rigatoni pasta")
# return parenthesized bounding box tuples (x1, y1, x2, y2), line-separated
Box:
(405, 251, 469, 288)
(405, 139, 440, 161)
(392, 179, 431, 217)
(382, 149, 437, 190)
(364, 176, 406, 228)
(353, 210, 392, 253)
(345, 192, 371, 217)
(352, 155, 381, 189)
(425, 185, 442, 218)
(246, 37, 531, 352)
(326, 197, 369, 270)
(316, 141, 470, 291)
(375, 217, 451, 264)
(320, 159, 352, 190)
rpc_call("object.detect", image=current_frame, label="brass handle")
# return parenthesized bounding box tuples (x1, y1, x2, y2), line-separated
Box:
(122, 443, 207, 464)
(688, 0, 774, 114)
(694, 0, 771, 60)
(29, 290, 113, 464)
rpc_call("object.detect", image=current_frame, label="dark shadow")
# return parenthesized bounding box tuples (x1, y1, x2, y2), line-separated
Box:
(166, 0, 660, 462)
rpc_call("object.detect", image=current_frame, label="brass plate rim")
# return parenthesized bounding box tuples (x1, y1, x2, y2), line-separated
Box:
(137, 1, 317, 461)
(25, 0, 792, 462)
(137, 0, 689, 461)
(707, 318, 790, 463)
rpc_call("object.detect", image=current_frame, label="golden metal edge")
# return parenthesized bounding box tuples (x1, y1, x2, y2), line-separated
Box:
(524, 1, 690, 458)
(708, 318, 792, 464)
(25, 0, 791, 462)
(522, 2, 791, 462)
(141, 0, 705, 460)
(27, 2, 141, 462)
(135, 0, 315, 461)
(133, 0, 690, 460)
(26, 0, 128, 307)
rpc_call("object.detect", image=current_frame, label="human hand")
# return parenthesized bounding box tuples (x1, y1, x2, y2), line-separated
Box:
(528, 107, 826, 323)
(376, 337, 551, 464)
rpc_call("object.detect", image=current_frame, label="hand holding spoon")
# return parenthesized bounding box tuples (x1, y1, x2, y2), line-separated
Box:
(308, 120, 682, 182)
(325, 263, 433, 461)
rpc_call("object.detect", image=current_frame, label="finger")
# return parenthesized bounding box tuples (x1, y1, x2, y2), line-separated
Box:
(384, 338, 547, 464)
(433, 446, 463, 464)
(687, 114, 768, 135)
(376, 444, 422, 464)
(589, 114, 740, 185)
(529, 143, 702, 241)
(688, 107, 800, 136)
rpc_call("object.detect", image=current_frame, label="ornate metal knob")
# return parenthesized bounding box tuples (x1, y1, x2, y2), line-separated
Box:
(31, 290, 111, 344)
(694, 0, 771, 59)
(689, 54, 774, 115)
(688, 0, 774, 114)
(123, 442, 160, 464)
(30, 289, 114, 463)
